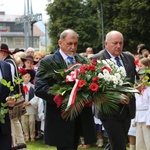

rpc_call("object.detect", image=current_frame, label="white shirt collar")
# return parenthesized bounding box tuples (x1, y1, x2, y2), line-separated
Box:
(106, 49, 121, 59)
(59, 49, 68, 61)
(59, 49, 76, 65)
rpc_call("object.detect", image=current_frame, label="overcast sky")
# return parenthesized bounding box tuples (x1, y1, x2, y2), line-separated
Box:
(0, 0, 49, 22)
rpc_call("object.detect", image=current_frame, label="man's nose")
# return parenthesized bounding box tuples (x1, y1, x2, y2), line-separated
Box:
(117, 43, 122, 48)
(70, 44, 76, 49)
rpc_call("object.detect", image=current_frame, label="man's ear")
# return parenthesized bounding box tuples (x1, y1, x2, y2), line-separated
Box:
(58, 40, 62, 47)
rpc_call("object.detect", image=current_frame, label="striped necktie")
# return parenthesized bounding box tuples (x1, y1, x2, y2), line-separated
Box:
(115, 57, 122, 67)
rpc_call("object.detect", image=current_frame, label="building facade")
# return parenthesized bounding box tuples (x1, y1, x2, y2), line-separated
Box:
(0, 11, 44, 51)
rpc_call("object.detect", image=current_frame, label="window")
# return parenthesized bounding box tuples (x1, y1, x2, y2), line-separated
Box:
(0, 37, 7, 43)
(34, 38, 38, 46)
(14, 38, 25, 46)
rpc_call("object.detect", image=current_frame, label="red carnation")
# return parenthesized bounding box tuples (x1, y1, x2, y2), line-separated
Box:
(88, 65, 96, 71)
(89, 83, 99, 92)
(78, 80, 86, 88)
(92, 76, 99, 83)
(102, 66, 111, 72)
(80, 65, 88, 74)
(91, 59, 97, 65)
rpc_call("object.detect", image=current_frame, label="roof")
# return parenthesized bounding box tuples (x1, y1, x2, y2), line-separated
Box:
(0, 13, 22, 22)
(33, 24, 44, 36)
(0, 12, 45, 37)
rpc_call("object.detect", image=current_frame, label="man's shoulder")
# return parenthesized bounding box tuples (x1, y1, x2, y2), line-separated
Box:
(42, 50, 60, 62)
(90, 49, 105, 59)
(0, 60, 10, 67)
(75, 53, 88, 63)
(121, 52, 134, 60)
(5, 57, 18, 67)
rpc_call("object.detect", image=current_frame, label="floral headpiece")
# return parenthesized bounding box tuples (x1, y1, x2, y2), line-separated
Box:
(19, 68, 27, 76)
(19, 68, 35, 82)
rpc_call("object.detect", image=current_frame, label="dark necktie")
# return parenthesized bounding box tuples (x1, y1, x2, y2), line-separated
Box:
(115, 57, 122, 67)
(67, 56, 74, 64)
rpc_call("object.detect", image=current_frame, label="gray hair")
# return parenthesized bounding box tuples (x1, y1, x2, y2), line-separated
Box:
(105, 30, 123, 41)
(59, 29, 79, 40)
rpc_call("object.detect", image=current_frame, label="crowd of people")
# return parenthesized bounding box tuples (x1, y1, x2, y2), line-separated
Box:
(0, 44, 47, 150)
(0, 29, 150, 150)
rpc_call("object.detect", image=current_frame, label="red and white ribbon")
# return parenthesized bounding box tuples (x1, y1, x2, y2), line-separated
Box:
(66, 69, 80, 82)
(65, 68, 81, 109)
(66, 79, 79, 109)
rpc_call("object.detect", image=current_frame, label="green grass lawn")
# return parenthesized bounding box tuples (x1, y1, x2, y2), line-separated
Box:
(27, 139, 130, 150)
(26, 139, 104, 150)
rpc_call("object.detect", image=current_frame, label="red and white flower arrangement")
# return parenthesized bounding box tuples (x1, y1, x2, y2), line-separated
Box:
(49, 58, 138, 120)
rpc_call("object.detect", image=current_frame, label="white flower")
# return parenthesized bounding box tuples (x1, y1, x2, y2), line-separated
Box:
(118, 80, 123, 86)
(104, 74, 112, 81)
(110, 58, 116, 63)
(112, 76, 119, 84)
(102, 60, 107, 65)
(97, 60, 101, 64)
(112, 64, 119, 70)
(106, 59, 111, 63)
(103, 69, 109, 74)
(113, 80, 118, 85)
(105, 64, 111, 68)
(119, 67, 126, 76)
(111, 75, 116, 81)
(113, 84, 117, 88)
(98, 73, 104, 79)
(114, 73, 121, 80)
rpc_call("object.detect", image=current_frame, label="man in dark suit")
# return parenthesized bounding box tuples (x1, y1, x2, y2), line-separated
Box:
(0, 43, 26, 149)
(91, 30, 137, 150)
(0, 60, 16, 150)
(35, 29, 97, 150)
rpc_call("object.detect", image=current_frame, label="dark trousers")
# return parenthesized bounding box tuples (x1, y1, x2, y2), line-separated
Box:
(56, 116, 82, 150)
(0, 133, 12, 150)
(102, 115, 131, 150)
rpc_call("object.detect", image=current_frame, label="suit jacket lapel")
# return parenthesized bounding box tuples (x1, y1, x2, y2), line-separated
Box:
(103, 50, 111, 59)
(54, 50, 68, 69)
(120, 53, 129, 74)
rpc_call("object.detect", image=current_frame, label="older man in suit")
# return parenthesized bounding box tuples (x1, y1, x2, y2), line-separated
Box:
(91, 30, 137, 150)
(0, 60, 16, 150)
(35, 29, 97, 150)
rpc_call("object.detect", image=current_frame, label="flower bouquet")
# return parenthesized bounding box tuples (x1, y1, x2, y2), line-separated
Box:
(49, 58, 138, 120)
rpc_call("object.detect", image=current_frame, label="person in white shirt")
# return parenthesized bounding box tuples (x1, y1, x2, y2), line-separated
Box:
(134, 58, 150, 150)
(19, 68, 38, 142)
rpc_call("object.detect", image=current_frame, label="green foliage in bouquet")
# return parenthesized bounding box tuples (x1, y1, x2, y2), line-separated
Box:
(0, 77, 23, 123)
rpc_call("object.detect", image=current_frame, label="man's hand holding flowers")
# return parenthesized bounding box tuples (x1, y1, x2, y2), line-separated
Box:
(119, 94, 130, 105)
(53, 94, 64, 108)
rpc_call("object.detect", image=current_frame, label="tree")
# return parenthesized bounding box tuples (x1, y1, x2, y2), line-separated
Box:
(46, 0, 102, 53)
(102, 0, 150, 53)
(46, 0, 150, 54)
